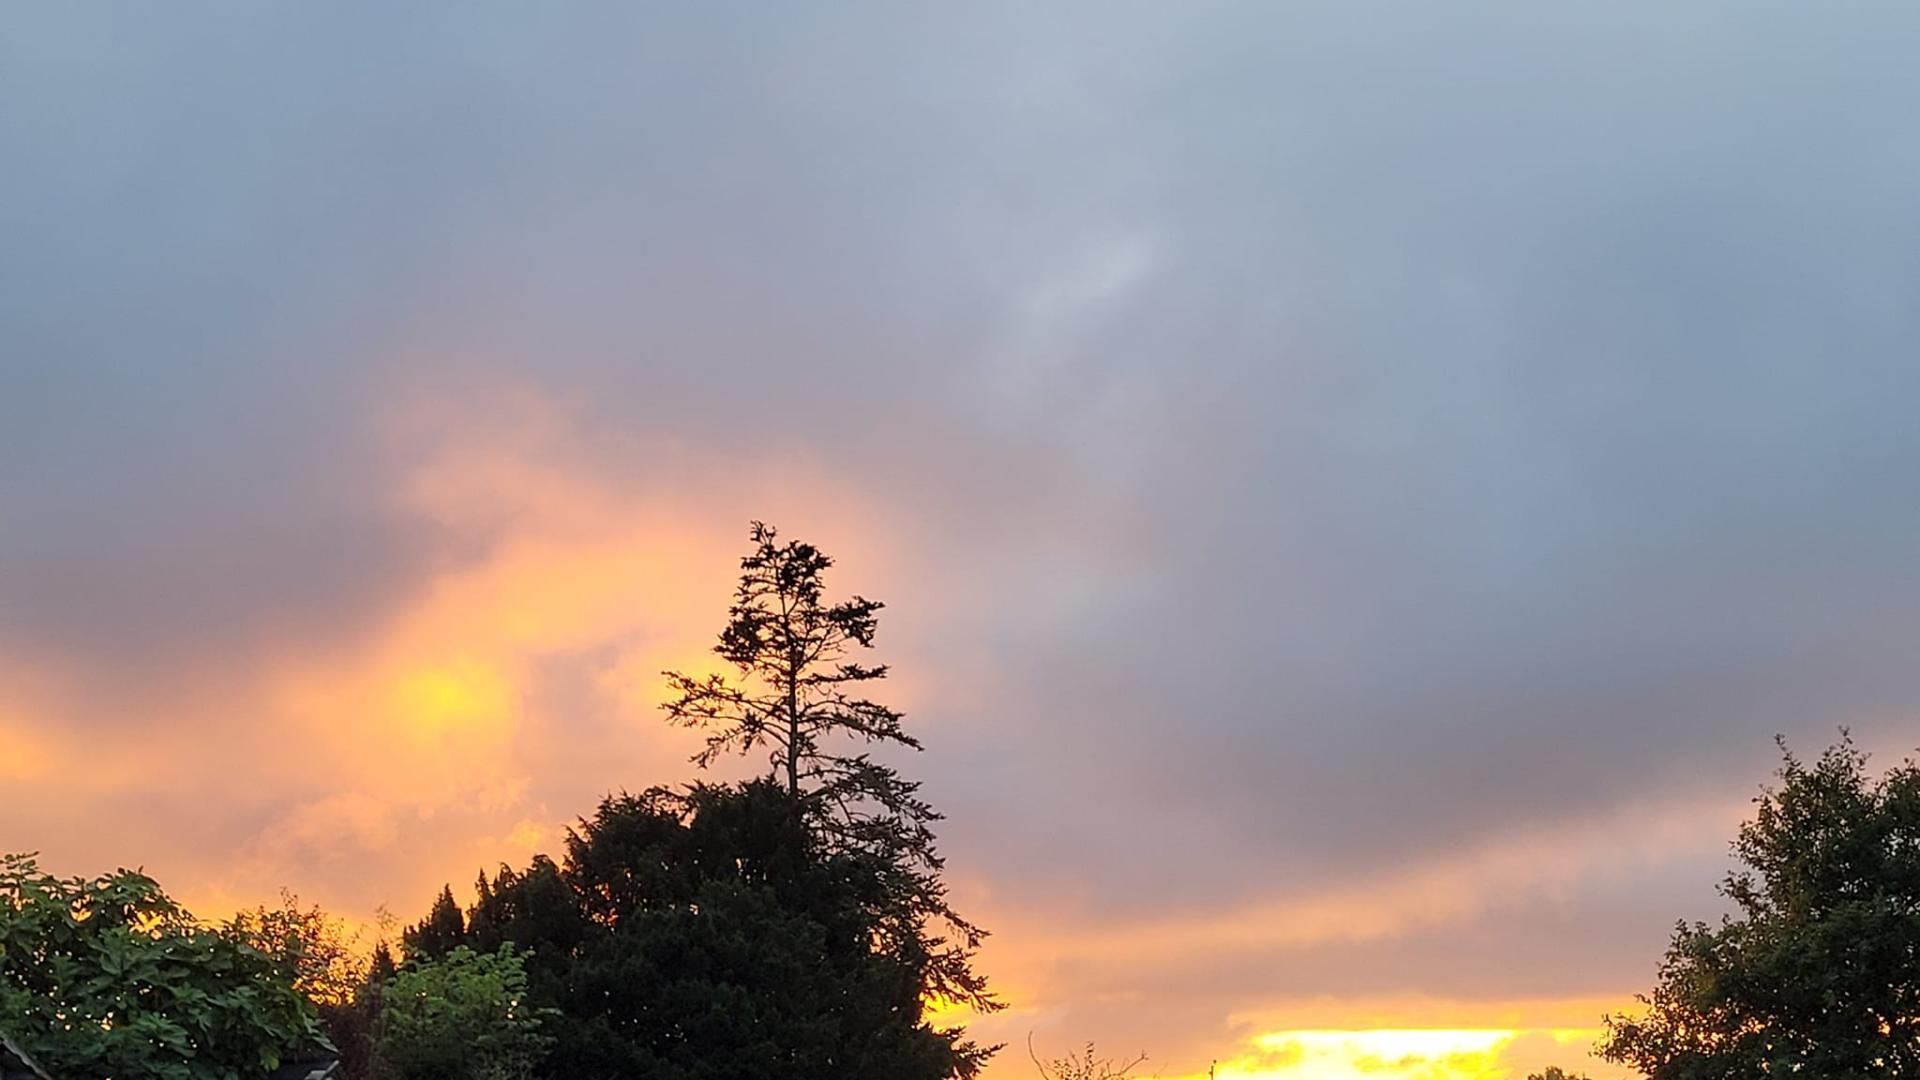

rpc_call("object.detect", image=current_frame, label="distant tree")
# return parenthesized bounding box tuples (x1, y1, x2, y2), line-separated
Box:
(1526, 1069, 1592, 1080)
(403, 885, 467, 962)
(662, 522, 994, 1011)
(1602, 733, 1920, 1078)
(462, 855, 588, 962)
(228, 891, 376, 1076)
(370, 940, 399, 986)
(1029, 1036, 1148, 1080)
(0, 853, 325, 1079)
(466, 872, 498, 946)
(374, 944, 554, 1080)
(228, 889, 369, 1007)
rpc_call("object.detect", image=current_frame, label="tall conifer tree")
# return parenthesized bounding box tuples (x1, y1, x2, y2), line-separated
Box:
(663, 522, 996, 1010)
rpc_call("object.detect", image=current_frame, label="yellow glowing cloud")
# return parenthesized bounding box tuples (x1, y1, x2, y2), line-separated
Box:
(393, 659, 515, 743)
(1135, 1025, 1630, 1080)
(1203, 1028, 1514, 1080)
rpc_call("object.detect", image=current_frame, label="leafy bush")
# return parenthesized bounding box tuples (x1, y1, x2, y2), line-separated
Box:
(374, 944, 553, 1080)
(0, 853, 326, 1079)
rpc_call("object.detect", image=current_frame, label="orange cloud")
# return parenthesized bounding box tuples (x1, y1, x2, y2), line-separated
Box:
(2, 383, 899, 928)
(955, 792, 1733, 1078)
(0, 714, 48, 782)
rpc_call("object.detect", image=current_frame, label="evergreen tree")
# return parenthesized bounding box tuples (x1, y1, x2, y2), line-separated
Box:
(447, 782, 988, 1079)
(369, 941, 398, 987)
(662, 522, 995, 1010)
(465, 872, 498, 947)
(402, 885, 467, 962)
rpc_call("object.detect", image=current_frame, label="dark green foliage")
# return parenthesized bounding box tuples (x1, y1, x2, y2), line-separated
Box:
(417, 781, 988, 1080)
(0, 853, 326, 1080)
(1602, 734, 1920, 1078)
(322, 995, 378, 1080)
(369, 940, 398, 986)
(662, 522, 995, 1012)
(402, 886, 467, 962)
(465, 856, 587, 961)
(374, 945, 554, 1080)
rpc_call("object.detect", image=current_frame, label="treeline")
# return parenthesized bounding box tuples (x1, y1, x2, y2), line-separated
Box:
(386, 781, 984, 1078)
(8, 526, 1920, 1079)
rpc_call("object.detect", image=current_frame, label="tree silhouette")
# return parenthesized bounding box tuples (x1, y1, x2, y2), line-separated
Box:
(413, 782, 990, 1079)
(1602, 732, 1920, 1078)
(402, 884, 466, 962)
(663, 522, 995, 1010)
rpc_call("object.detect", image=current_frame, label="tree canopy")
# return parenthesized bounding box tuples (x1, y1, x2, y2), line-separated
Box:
(409, 781, 990, 1080)
(1602, 733, 1920, 1078)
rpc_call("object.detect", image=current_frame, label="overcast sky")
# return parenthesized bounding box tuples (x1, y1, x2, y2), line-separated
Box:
(7, 4, 1920, 1076)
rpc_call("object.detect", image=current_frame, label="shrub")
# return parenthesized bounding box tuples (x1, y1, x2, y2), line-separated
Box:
(0, 853, 326, 1079)
(374, 944, 553, 1080)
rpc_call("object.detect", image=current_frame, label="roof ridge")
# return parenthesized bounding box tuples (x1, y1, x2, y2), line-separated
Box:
(0, 1032, 52, 1080)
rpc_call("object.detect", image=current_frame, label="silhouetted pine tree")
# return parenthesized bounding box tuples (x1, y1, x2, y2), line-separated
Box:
(401, 885, 466, 962)
(662, 522, 996, 1011)
(368, 941, 397, 986)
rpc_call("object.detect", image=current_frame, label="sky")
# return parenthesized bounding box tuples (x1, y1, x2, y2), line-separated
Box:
(6, 3, 1920, 1077)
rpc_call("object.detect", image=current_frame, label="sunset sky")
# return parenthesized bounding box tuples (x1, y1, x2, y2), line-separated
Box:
(8, 5, 1920, 1077)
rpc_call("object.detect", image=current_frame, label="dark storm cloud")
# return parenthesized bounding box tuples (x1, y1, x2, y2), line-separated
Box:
(7, 1, 1920, 1056)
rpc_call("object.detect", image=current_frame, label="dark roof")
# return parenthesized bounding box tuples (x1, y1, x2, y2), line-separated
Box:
(0, 1033, 50, 1080)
